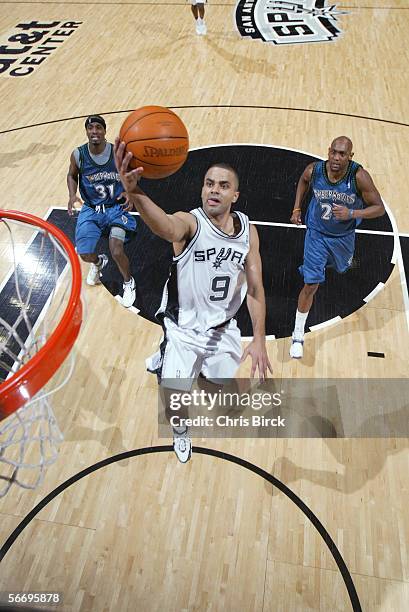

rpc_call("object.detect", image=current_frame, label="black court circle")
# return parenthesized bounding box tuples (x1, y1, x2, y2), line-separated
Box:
(0, 446, 362, 611)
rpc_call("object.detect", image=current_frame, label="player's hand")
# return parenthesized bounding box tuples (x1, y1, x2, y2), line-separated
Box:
(241, 337, 273, 382)
(114, 138, 144, 195)
(68, 195, 82, 216)
(333, 204, 352, 221)
(290, 209, 302, 225)
(117, 191, 133, 212)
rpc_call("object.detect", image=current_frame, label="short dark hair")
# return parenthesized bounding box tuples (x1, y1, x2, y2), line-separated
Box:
(207, 163, 239, 189)
(85, 115, 106, 130)
(331, 136, 353, 153)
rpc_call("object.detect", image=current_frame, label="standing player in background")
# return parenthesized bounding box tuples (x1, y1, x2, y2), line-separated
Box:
(115, 140, 272, 462)
(190, 0, 207, 35)
(289, 136, 385, 359)
(67, 115, 137, 308)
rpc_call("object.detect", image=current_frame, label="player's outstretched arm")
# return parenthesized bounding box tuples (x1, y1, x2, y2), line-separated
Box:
(290, 163, 313, 225)
(241, 224, 273, 381)
(114, 138, 195, 243)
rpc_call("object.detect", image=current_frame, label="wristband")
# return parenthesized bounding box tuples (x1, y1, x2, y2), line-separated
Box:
(349, 208, 354, 219)
(293, 208, 301, 212)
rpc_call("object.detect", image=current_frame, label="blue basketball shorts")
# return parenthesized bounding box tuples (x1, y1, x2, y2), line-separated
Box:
(299, 228, 355, 284)
(75, 204, 137, 255)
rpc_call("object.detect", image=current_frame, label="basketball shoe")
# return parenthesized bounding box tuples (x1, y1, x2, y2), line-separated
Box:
(87, 254, 108, 286)
(289, 333, 304, 359)
(173, 430, 192, 463)
(122, 276, 136, 308)
(195, 18, 206, 35)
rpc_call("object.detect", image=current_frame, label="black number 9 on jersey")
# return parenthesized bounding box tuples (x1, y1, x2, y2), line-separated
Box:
(210, 276, 231, 301)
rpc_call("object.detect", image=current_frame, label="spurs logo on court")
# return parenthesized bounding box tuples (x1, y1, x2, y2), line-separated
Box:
(235, 0, 347, 45)
(0, 21, 82, 77)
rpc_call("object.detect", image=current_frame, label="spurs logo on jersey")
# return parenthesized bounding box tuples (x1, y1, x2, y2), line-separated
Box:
(193, 246, 246, 267)
(235, 0, 346, 46)
(157, 207, 250, 332)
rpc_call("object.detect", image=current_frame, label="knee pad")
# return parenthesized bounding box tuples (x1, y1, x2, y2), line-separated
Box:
(109, 226, 126, 241)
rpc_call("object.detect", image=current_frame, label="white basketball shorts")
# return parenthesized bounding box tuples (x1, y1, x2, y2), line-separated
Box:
(146, 317, 242, 391)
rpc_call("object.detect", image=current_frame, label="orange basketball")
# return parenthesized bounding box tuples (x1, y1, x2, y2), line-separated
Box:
(119, 106, 189, 179)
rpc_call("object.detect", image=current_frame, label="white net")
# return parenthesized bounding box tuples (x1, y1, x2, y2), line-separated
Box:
(0, 214, 80, 497)
(0, 392, 64, 497)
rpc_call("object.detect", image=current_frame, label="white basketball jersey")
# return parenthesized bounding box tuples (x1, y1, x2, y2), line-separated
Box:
(157, 207, 250, 332)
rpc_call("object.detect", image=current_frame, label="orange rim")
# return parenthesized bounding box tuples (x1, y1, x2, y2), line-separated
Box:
(0, 210, 82, 418)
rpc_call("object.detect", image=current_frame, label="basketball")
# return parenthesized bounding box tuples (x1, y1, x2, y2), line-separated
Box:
(119, 106, 189, 179)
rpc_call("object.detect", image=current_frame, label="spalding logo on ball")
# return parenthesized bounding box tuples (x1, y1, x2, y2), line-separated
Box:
(119, 106, 189, 179)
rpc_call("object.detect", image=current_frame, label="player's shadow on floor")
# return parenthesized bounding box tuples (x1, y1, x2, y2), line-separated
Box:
(281, 273, 402, 368)
(265, 418, 409, 608)
(57, 349, 130, 466)
(204, 36, 278, 79)
(0, 143, 58, 169)
(270, 425, 409, 496)
(94, 33, 193, 72)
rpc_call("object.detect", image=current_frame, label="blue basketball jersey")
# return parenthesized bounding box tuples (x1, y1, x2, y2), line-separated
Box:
(78, 143, 123, 207)
(305, 160, 363, 236)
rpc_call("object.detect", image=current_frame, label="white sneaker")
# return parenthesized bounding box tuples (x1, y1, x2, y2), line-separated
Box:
(86, 254, 108, 286)
(289, 333, 304, 359)
(173, 432, 192, 463)
(199, 22, 207, 35)
(122, 276, 136, 308)
(195, 21, 201, 35)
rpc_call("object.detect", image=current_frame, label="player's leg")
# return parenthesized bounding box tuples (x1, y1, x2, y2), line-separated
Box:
(327, 232, 356, 275)
(201, 320, 242, 383)
(75, 206, 107, 285)
(290, 229, 326, 359)
(199, 321, 251, 429)
(146, 319, 203, 462)
(290, 283, 319, 358)
(191, 0, 199, 20)
(106, 207, 137, 307)
(191, 1, 207, 35)
(108, 232, 136, 308)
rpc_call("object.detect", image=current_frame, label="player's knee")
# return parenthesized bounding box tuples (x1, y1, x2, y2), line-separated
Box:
(109, 229, 126, 259)
(303, 283, 319, 297)
(79, 253, 95, 263)
(109, 243, 124, 260)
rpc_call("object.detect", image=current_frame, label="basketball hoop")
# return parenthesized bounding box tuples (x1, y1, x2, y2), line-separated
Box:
(0, 210, 82, 496)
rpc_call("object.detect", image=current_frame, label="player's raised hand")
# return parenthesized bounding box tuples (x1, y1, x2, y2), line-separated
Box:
(117, 191, 133, 212)
(241, 338, 273, 382)
(114, 138, 144, 194)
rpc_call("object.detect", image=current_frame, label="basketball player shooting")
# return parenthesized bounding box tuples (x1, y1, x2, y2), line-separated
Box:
(114, 139, 272, 463)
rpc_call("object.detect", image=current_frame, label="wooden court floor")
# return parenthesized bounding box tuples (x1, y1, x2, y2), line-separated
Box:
(0, 1, 408, 610)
